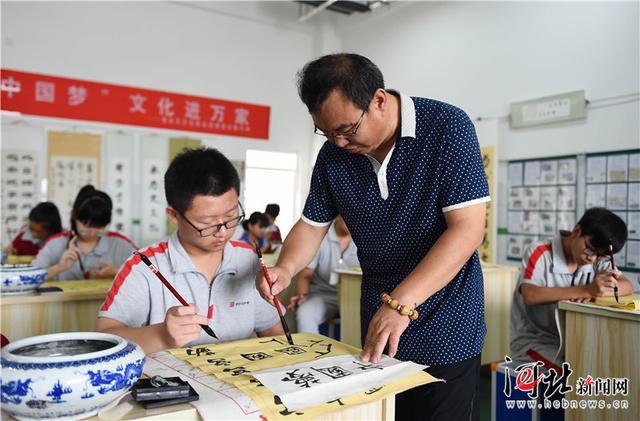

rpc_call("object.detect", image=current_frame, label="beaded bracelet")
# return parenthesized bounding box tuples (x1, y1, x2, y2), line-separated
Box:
(380, 292, 420, 321)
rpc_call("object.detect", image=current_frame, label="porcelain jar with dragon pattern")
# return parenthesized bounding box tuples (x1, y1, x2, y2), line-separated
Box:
(1, 332, 145, 420)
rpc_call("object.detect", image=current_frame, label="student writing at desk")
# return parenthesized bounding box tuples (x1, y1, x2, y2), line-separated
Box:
(97, 148, 283, 354)
(3, 202, 62, 256)
(32, 185, 136, 280)
(510, 207, 633, 369)
(239, 211, 270, 253)
(288, 215, 358, 334)
(264, 203, 283, 253)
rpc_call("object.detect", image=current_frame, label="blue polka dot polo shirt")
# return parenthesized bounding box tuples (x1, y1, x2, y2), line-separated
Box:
(302, 91, 491, 365)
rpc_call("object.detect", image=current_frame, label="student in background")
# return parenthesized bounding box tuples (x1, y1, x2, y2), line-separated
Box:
(32, 185, 136, 280)
(264, 203, 282, 252)
(4, 202, 63, 256)
(96, 148, 283, 354)
(510, 207, 633, 369)
(288, 216, 358, 334)
(240, 212, 270, 253)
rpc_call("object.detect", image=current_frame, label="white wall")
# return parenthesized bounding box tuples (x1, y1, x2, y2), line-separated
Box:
(336, 1, 638, 159)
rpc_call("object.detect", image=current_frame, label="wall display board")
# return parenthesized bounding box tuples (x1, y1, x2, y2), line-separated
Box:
(506, 156, 577, 261)
(1, 149, 39, 244)
(104, 132, 134, 237)
(47, 131, 101, 225)
(586, 150, 640, 271)
(479, 146, 495, 263)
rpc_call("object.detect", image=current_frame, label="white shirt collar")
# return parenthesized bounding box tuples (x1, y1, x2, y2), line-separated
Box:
(363, 90, 415, 200)
(393, 90, 416, 139)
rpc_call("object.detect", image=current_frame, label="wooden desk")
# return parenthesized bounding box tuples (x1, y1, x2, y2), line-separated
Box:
(336, 264, 518, 365)
(5, 255, 35, 264)
(90, 391, 393, 421)
(559, 301, 640, 421)
(0, 279, 111, 340)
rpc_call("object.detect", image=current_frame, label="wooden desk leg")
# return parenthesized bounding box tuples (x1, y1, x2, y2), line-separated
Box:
(382, 396, 395, 420)
(339, 274, 362, 348)
(564, 311, 640, 421)
(481, 269, 517, 364)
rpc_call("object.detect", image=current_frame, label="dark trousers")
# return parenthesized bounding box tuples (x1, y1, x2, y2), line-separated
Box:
(395, 354, 481, 421)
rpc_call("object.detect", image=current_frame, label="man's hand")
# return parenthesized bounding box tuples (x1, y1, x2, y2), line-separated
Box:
(586, 268, 621, 298)
(255, 265, 293, 306)
(162, 305, 209, 348)
(287, 294, 307, 310)
(360, 305, 410, 363)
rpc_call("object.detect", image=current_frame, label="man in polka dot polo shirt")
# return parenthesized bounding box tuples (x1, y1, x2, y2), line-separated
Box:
(257, 53, 490, 420)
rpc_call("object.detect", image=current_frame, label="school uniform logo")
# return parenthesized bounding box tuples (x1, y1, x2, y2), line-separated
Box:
(228, 300, 250, 308)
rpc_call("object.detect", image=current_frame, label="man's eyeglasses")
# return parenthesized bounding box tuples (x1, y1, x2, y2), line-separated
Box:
(180, 203, 245, 237)
(314, 109, 366, 140)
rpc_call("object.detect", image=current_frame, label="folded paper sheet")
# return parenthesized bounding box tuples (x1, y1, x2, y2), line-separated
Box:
(252, 354, 427, 411)
(167, 333, 440, 420)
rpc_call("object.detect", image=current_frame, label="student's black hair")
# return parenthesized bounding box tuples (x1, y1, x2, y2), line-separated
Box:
(242, 212, 269, 231)
(71, 185, 113, 232)
(164, 147, 240, 214)
(297, 53, 385, 114)
(28, 202, 63, 235)
(264, 203, 280, 219)
(577, 207, 628, 254)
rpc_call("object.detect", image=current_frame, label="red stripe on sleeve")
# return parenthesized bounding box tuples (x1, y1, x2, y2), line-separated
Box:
(100, 241, 169, 311)
(39, 230, 71, 250)
(523, 244, 552, 280)
(107, 231, 138, 249)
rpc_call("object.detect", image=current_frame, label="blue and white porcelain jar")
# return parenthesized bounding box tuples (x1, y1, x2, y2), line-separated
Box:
(1, 332, 145, 420)
(0, 264, 47, 295)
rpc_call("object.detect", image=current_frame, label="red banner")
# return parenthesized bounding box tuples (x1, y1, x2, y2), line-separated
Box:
(0, 69, 270, 140)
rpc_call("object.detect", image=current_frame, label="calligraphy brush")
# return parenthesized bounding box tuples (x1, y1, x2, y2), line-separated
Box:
(134, 251, 217, 339)
(255, 244, 294, 345)
(608, 240, 619, 303)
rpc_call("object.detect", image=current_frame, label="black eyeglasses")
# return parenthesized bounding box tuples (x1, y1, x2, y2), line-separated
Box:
(180, 203, 245, 237)
(314, 109, 366, 140)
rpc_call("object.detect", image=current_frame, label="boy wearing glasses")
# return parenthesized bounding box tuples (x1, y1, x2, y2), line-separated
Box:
(510, 207, 633, 368)
(97, 148, 283, 354)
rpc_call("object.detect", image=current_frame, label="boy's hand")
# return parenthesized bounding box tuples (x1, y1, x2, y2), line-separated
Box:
(89, 261, 118, 279)
(586, 269, 621, 298)
(287, 294, 307, 310)
(163, 305, 209, 348)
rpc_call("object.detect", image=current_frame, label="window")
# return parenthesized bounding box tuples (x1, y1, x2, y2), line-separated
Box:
(244, 150, 298, 237)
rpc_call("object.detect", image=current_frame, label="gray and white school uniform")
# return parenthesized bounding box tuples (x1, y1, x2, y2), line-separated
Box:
(296, 226, 359, 334)
(98, 234, 281, 346)
(32, 231, 137, 280)
(510, 232, 611, 366)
